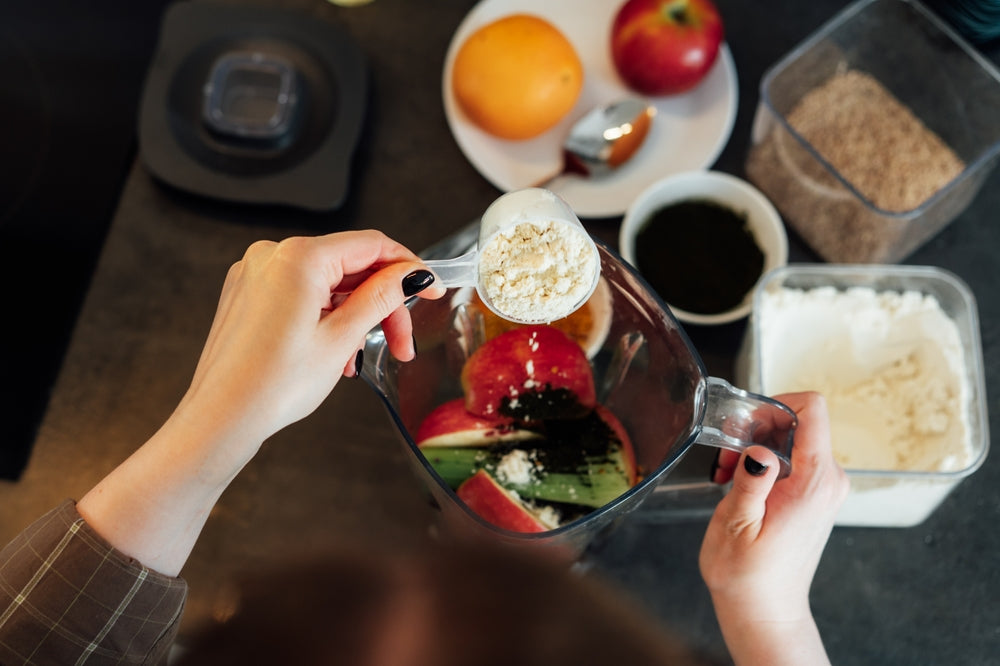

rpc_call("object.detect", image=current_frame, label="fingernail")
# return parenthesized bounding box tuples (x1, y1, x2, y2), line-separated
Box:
(411, 334, 418, 356)
(744, 455, 769, 476)
(402, 270, 435, 297)
(354, 349, 364, 378)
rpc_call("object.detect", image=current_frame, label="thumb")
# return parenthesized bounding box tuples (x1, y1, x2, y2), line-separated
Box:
(326, 262, 437, 343)
(716, 446, 781, 539)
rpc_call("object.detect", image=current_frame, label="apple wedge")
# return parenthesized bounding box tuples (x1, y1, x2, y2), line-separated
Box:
(415, 398, 541, 448)
(595, 404, 638, 486)
(456, 469, 549, 533)
(461, 325, 596, 421)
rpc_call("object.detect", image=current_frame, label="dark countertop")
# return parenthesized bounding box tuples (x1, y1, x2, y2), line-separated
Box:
(0, 1, 997, 663)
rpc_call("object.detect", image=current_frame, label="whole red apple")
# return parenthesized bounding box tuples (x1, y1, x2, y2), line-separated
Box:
(610, 0, 724, 95)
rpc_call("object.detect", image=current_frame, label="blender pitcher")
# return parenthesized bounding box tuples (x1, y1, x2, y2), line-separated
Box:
(361, 235, 795, 557)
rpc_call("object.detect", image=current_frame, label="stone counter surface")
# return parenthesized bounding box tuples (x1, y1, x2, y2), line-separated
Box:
(0, 1, 997, 663)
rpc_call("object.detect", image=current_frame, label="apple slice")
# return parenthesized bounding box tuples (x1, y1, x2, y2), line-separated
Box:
(415, 398, 541, 448)
(461, 325, 596, 421)
(596, 404, 639, 486)
(456, 469, 548, 533)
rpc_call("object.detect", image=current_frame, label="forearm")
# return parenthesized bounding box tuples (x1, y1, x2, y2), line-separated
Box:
(712, 595, 831, 666)
(77, 399, 263, 577)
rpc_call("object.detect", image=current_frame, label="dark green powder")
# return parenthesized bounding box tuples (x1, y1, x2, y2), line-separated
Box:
(634, 199, 765, 315)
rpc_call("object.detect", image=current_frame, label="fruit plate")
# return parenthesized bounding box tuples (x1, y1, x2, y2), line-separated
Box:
(442, 0, 739, 218)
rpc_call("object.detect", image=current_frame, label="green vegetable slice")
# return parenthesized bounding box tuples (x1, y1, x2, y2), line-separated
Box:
(419, 444, 632, 509)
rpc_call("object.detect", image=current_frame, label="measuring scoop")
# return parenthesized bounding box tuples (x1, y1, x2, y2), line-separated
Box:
(423, 188, 601, 324)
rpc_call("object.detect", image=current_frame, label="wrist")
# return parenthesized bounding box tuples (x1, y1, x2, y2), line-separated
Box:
(76, 400, 265, 576)
(710, 592, 829, 666)
(709, 584, 813, 625)
(166, 395, 266, 474)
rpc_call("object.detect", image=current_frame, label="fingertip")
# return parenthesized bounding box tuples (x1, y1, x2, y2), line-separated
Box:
(354, 348, 365, 377)
(728, 447, 780, 505)
(711, 447, 780, 538)
(742, 445, 780, 479)
(743, 453, 769, 477)
(418, 282, 447, 300)
(341, 348, 364, 379)
(402, 269, 436, 297)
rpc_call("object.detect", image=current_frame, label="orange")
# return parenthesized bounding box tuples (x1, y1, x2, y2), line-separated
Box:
(452, 14, 584, 141)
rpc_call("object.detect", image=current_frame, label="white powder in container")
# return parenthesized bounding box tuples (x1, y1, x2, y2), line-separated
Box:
(478, 219, 598, 323)
(758, 286, 974, 473)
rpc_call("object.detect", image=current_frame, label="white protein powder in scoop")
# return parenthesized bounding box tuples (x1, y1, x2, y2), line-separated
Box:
(758, 286, 973, 472)
(478, 219, 598, 323)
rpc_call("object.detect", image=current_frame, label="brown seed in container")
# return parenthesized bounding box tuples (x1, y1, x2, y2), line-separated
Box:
(746, 69, 966, 263)
(787, 71, 964, 212)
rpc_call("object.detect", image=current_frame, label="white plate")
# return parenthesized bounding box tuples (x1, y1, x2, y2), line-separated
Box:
(442, 0, 739, 218)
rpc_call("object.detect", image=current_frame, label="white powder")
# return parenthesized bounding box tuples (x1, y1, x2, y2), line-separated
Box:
(478, 219, 598, 323)
(531, 504, 561, 530)
(495, 449, 534, 485)
(758, 286, 973, 473)
(493, 450, 559, 527)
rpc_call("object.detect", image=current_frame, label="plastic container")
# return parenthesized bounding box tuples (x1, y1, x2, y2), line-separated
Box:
(202, 51, 300, 141)
(737, 264, 990, 527)
(745, 0, 1000, 264)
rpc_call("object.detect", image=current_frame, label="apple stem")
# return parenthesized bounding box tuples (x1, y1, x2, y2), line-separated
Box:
(665, 0, 692, 26)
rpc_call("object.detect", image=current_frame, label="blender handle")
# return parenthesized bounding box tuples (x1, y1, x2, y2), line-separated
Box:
(695, 377, 796, 479)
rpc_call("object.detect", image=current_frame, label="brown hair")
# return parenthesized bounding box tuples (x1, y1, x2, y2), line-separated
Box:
(177, 537, 703, 666)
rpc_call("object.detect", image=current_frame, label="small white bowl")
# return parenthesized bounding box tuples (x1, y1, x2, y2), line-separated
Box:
(619, 170, 788, 325)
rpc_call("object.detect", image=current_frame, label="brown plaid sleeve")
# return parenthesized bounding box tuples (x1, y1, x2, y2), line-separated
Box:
(0, 500, 188, 665)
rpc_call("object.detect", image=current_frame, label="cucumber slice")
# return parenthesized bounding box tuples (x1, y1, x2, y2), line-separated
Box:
(420, 446, 493, 489)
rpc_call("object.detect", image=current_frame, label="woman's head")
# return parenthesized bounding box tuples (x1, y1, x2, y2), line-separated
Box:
(178, 537, 703, 666)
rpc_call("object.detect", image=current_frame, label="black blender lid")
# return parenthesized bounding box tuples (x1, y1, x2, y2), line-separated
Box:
(138, 2, 367, 211)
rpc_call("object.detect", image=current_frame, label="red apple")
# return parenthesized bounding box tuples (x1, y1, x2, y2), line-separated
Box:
(457, 469, 549, 533)
(415, 398, 540, 448)
(460, 325, 596, 421)
(610, 0, 724, 95)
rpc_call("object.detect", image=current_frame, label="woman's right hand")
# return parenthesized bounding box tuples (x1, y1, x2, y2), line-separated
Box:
(78, 230, 445, 577)
(699, 391, 849, 665)
(178, 230, 445, 449)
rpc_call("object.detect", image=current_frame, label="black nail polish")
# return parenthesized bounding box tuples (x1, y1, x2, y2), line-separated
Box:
(412, 334, 418, 356)
(354, 349, 364, 377)
(744, 455, 768, 476)
(402, 270, 435, 297)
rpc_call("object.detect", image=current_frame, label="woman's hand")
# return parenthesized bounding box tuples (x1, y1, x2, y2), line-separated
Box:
(78, 230, 443, 576)
(699, 391, 849, 665)
(179, 230, 444, 446)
